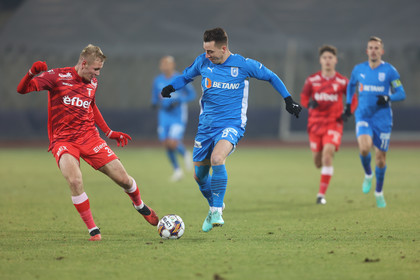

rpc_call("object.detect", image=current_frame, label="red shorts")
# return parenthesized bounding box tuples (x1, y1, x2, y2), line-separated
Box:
(51, 136, 118, 170)
(308, 121, 343, 153)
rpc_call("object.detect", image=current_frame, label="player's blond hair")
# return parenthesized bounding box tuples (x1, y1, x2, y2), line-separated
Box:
(368, 36, 384, 48)
(79, 44, 106, 64)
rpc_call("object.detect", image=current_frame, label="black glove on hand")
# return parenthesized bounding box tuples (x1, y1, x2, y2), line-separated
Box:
(161, 85, 175, 98)
(284, 96, 302, 118)
(308, 99, 319, 109)
(341, 103, 352, 122)
(377, 95, 390, 105)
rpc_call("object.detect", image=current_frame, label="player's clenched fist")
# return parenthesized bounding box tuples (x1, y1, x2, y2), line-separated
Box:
(106, 130, 132, 147)
(29, 61, 48, 76)
(284, 96, 302, 118)
(161, 85, 175, 98)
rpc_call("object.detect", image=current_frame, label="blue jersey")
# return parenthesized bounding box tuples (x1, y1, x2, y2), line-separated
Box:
(152, 72, 196, 125)
(171, 53, 291, 131)
(346, 61, 405, 121)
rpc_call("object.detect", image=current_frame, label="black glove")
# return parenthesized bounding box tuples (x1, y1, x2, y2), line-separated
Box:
(308, 99, 319, 109)
(161, 85, 175, 98)
(341, 103, 352, 122)
(377, 95, 390, 105)
(284, 96, 302, 118)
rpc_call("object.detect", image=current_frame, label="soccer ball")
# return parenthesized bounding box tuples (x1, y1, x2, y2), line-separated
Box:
(157, 214, 185, 239)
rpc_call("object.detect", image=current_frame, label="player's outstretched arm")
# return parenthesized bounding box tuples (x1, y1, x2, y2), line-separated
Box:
(161, 75, 193, 98)
(93, 104, 132, 147)
(17, 61, 47, 94)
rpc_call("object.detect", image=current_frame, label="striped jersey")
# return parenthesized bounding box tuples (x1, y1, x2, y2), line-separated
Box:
(33, 67, 99, 149)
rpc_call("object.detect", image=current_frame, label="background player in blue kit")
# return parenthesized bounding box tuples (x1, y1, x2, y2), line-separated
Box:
(152, 56, 196, 181)
(161, 27, 302, 232)
(343, 36, 406, 208)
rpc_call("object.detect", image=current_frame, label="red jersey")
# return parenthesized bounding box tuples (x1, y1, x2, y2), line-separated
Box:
(300, 71, 355, 126)
(33, 67, 100, 150)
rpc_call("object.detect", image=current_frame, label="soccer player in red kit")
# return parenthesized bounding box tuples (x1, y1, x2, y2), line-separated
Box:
(300, 45, 357, 204)
(17, 44, 158, 240)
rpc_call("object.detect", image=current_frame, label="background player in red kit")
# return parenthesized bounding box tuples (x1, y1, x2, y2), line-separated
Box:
(17, 44, 158, 241)
(300, 45, 357, 204)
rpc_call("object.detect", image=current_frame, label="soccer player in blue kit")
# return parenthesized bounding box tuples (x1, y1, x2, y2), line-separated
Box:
(161, 27, 302, 232)
(343, 36, 406, 208)
(152, 56, 196, 181)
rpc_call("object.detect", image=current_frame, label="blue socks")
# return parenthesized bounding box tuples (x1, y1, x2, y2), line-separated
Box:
(195, 165, 228, 208)
(176, 143, 186, 157)
(375, 165, 387, 193)
(360, 153, 372, 175)
(195, 165, 213, 206)
(166, 149, 179, 170)
(210, 165, 228, 208)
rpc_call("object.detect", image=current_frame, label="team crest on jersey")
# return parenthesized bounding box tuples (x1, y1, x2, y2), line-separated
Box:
(231, 67, 239, 77)
(332, 84, 339, 91)
(378, 72, 386, 82)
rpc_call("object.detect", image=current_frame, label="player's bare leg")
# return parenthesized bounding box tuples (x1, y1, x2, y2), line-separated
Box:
(99, 159, 158, 225)
(374, 148, 387, 208)
(59, 154, 100, 241)
(358, 135, 374, 193)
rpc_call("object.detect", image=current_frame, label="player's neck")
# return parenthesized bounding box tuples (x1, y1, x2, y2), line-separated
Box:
(220, 50, 232, 64)
(369, 60, 382, 69)
(321, 69, 335, 79)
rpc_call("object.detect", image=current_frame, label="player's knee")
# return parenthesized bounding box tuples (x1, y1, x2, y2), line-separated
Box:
(67, 176, 83, 190)
(210, 154, 225, 166)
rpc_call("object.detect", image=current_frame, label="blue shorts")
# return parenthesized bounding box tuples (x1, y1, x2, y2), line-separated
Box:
(193, 126, 244, 162)
(355, 117, 392, 151)
(157, 122, 185, 141)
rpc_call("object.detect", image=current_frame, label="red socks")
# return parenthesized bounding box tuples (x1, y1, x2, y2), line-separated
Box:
(125, 178, 143, 207)
(318, 166, 334, 196)
(72, 192, 96, 230)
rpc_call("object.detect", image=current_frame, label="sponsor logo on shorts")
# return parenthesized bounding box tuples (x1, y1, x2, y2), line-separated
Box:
(56, 146, 68, 157)
(194, 140, 202, 148)
(63, 96, 91, 109)
(93, 142, 107, 153)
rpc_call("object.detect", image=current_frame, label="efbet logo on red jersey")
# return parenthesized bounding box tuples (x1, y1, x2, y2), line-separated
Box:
(63, 96, 91, 109)
(204, 77, 240, 90)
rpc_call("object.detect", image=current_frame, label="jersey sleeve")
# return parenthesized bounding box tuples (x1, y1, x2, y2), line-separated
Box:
(33, 70, 57, 91)
(245, 58, 290, 98)
(346, 67, 358, 104)
(300, 78, 312, 108)
(172, 55, 202, 90)
(388, 66, 406, 102)
(181, 83, 196, 103)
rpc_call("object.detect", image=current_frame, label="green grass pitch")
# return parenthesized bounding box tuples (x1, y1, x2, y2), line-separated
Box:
(0, 146, 419, 280)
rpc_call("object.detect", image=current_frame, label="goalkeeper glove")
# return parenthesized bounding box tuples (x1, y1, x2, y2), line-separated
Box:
(284, 96, 302, 118)
(377, 95, 390, 105)
(341, 104, 352, 122)
(106, 130, 132, 147)
(29, 61, 48, 76)
(161, 85, 175, 98)
(308, 99, 319, 109)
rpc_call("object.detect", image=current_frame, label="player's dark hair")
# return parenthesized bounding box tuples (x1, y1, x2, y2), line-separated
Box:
(319, 45, 337, 56)
(203, 27, 228, 46)
(369, 36, 384, 47)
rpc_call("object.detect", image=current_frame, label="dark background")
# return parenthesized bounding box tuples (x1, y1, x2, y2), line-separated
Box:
(1, 0, 419, 143)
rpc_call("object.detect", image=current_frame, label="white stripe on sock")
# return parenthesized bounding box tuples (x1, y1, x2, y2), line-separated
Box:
(71, 192, 88, 204)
